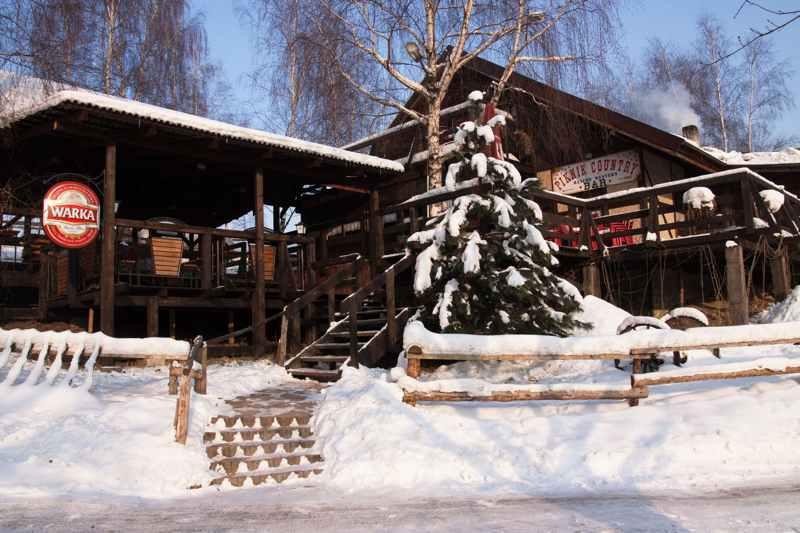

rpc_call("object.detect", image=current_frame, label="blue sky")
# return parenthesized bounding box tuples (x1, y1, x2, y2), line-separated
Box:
(194, 0, 800, 142)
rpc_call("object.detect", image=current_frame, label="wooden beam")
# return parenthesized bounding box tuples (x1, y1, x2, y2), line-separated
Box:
(200, 233, 212, 291)
(101, 144, 116, 335)
(369, 189, 384, 274)
(633, 365, 800, 387)
(582, 262, 601, 297)
(403, 387, 649, 404)
(253, 168, 266, 356)
(725, 243, 749, 325)
(146, 296, 159, 337)
(770, 246, 791, 300)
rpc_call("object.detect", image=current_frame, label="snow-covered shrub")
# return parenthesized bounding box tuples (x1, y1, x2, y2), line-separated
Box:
(409, 103, 585, 336)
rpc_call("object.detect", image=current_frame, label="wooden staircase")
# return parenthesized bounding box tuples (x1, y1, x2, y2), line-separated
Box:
(285, 299, 410, 381)
(283, 254, 415, 382)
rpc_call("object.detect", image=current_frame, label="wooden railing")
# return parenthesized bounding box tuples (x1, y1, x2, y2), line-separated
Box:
(112, 218, 314, 293)
(340, 252, 415, 366)
(205, 254, 365, 362)
(310, 168, 800, 261)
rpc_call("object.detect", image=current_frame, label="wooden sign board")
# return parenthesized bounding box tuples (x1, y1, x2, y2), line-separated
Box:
(551, 150, 641, 194)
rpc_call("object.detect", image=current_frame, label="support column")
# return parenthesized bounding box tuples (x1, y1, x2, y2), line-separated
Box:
(725, 242, 749, 325)
(200, 233, 212, 291)
(770, 246, 792, 301)
(146, 296, 159, 337)
(368, 189, 383, 274)
(252, 168, 266, 356)
(101, 144, 116, 335)
(582, 262, 601, 297)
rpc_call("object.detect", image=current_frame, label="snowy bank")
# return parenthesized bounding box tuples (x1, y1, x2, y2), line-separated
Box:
(0, 360, 293, 498)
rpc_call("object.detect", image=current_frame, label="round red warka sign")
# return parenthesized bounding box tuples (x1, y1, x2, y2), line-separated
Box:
(43, 181, 100, 249)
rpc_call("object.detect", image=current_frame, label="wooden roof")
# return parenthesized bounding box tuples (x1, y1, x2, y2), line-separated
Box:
(1, 92, 402, 227)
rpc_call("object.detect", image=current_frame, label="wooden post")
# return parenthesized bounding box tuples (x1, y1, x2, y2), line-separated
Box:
(227, 311, 235, 346)
(369, 189, 384, 273)
(348, 299, 359, 368)
(200, 233, 212, 291)
(582, 262, 601, 297)
(406, 346, 422, 378)
(628, 359, 643, 407)
(725, 242, 749, 325)
(67, 250, 79, 306)
(87, 308, 94, 333)
(317, 228, 329, 264)
(100, 144, 116, 335)
(290, 304, 301, 353)
(38, 252, 50, 321)
(169, 309, 176, 339)
(327, 287, 336, 324)
(174, 370, 192, 444)
(770, 246, 791, 301)
(278, 241, 290, 300)
(409, 206, 419, 234)
(305, 240, 317, 289)
(146, 296, 159, 337)
(741, 179, 755, 231)
(194, 343, 208, 395)
(253, 168, 266, 356)
(276, 310, 289, 365)
(386, 267, 397, 346)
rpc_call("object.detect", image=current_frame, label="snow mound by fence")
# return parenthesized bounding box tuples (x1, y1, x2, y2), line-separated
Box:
(755, 286, 800, 324)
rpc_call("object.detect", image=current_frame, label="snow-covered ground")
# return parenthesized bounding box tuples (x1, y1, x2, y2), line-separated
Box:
(0, 359, 293, 498)
(2, 290, 800, 512)
(314, 291, 800, 498)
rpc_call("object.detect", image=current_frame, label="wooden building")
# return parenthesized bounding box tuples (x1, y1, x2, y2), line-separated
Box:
(0, 89, 402, 358)
(301, 56, 800, 326)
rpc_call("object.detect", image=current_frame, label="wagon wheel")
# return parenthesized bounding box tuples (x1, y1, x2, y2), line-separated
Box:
(662, 308, 710, 367)
(614, 316, 670, 373)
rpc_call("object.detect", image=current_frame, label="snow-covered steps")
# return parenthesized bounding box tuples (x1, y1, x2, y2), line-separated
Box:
(204, 426, 314, 443)
(206, 439, 316, 459)
(206, 381, 326, 490)
(209, 465, 324, 487)
(211, 451, 324, 476)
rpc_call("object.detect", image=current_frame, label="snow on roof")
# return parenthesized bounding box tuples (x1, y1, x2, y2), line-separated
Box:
(702, 146, 800, 166)
(1, 86, 404, 173)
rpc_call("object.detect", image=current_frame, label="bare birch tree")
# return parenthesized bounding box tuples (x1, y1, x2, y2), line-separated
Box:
(0, 0, 220, 116)
(241, 0, 382, 145)
(312, 0, 618, 190)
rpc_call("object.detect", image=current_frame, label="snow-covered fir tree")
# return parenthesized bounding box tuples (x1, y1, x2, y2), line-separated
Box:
(409, 100, 585, 336)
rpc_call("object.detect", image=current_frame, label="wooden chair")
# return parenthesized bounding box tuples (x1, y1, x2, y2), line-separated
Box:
(150, 237, 183, 277)
(249, 245, 276, 281)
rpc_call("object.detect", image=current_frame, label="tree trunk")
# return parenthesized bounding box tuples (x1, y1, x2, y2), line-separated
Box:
(426, 102, 442, 190)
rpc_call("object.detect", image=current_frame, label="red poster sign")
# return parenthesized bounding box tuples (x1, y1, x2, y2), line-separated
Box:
(43, 181, 100, 249)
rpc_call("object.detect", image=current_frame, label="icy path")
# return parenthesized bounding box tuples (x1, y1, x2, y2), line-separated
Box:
(1, 486, 799, 532)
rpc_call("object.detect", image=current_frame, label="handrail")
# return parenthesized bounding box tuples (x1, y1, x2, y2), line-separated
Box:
(340, 252, 415, 367)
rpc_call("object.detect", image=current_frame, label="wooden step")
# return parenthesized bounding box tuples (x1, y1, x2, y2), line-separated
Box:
(330, 330, 380, 338)
(299, 355, 348, 364)
(313, 342, 363, 350)
(206, 438, 316, 459)
(210, 464, 323, 487)
(211, 452, 324, 475)
(209, 414, 311, 429)
(352, 318, 388, 327)
(203, 426, 313, 444)
(288, 368, 341, 380)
